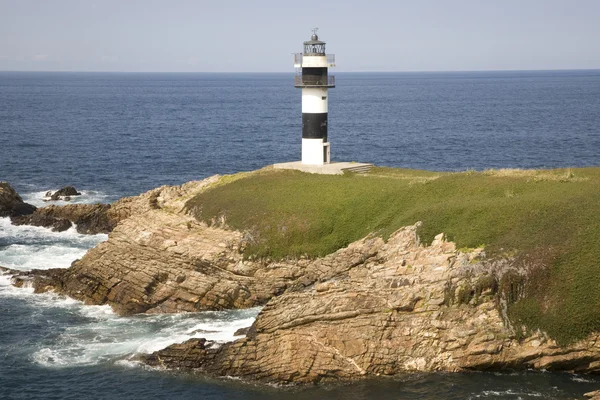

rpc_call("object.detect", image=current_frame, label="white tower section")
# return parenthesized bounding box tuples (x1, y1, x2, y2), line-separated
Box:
(294, 30, 335, 165)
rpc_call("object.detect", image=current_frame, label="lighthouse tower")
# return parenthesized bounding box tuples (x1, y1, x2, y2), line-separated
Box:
(294, 29, 335, 165)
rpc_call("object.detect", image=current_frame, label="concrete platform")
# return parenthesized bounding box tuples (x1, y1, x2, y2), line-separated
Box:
(272, 161, 374, 175)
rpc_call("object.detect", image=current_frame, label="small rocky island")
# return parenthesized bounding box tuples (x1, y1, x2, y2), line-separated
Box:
(2, 166, 600, 387)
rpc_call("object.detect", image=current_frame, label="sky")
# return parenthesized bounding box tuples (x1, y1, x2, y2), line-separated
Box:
(0, 0, 599, 72)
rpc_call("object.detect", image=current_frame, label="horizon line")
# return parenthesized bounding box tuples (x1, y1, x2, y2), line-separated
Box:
(1, 68, 599, 74)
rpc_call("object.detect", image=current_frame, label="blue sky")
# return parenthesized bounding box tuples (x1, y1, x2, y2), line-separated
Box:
(1, 0, 599, 72)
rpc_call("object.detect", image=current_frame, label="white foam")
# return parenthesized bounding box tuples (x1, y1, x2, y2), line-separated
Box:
(3, 271, 260, 369)
(79, 304, 116, 319)
(0, 273, 34, 295)
(0, 216, 108, 245)
(31, 306, 261, 368)
(0, 274, 78, 306)
(471, 389, 544, 398)
(0, 217, 107, 271)
(21, 189, 115, 208)
(0, 243, 87, 270)
(134, 312, 257, 354)
(114, 359, 145, 369)
(1, 197, 260, 371)
(571, 374, 595, 383)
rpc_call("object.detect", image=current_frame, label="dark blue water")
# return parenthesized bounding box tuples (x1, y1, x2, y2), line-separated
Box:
(1, 71, 600, 399)
(1, 70, 599, 197)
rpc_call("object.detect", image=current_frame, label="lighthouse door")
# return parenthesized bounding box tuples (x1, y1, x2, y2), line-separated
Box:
(323, 143, 330, 164)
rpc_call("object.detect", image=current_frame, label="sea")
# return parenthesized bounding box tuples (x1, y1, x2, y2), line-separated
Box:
(1, 70, 600, 399)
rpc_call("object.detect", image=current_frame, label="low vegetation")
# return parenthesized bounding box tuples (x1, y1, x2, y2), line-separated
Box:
(185, 166, 600, 344)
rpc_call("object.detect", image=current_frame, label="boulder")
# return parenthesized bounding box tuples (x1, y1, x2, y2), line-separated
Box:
(142, 338, 214, 370)
(49, 186, 81, 201)
(234, 327, 251, 336)
(0, 182, 36, 217)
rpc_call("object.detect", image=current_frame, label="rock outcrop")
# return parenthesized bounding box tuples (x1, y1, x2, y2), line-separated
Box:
(586, 390, 600, 400)
(7, 179, 203, 234)
(10, 175, 600, 384)
(10, 204, 114, 233)
(47, 186, 82, 201)
(22, 175, 386, 315)
(141, 225, 600, 383)
(2, 181, 116, 233)
(0, 182, 36, 217)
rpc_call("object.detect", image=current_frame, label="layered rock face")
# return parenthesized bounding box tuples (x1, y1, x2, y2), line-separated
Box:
(142, 225, 600, 383)
(26, 176, 305, 314)
(25, 174, 389, 315)
(47, 211, 282, 314)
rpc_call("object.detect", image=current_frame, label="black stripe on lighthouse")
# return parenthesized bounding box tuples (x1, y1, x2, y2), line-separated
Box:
(302, 113, 328, 140)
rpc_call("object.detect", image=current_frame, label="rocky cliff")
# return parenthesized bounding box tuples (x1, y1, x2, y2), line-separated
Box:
(140, 224, 600, 383)
(7, 176, 600, 385)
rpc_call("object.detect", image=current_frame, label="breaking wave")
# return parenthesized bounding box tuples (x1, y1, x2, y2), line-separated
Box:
(0, 194, 259, 370)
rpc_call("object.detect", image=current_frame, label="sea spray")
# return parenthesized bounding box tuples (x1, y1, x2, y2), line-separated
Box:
(0, 277, 261, 368)
(0, 217, 108, 270)
(20, 189, 117, 208)
(0, 205, 260, 371)
(29, 299, 260, 368)
(3, 253, 260, 370)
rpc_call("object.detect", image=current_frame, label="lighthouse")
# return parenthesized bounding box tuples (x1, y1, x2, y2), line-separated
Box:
(294, 29, 335, 165)
(274, 31, 372, 174)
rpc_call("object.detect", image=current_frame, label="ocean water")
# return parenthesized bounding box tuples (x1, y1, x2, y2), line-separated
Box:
(1, 70, 600, 399)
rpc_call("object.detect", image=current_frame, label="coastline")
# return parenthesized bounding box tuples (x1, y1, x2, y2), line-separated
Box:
(3, 165, 600, 389)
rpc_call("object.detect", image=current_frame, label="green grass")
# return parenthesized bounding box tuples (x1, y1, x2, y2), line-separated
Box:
(185, 167, 600, 344)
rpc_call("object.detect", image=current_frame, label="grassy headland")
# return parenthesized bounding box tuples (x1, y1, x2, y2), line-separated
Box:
(185, 166, 600, 344)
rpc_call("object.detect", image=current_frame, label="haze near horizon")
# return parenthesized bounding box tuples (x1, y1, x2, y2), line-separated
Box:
(1, 0, 599, 73)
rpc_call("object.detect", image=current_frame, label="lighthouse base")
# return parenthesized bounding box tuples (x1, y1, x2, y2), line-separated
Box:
(301, 138, 330, 166)
(273, 161, 374, 175)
